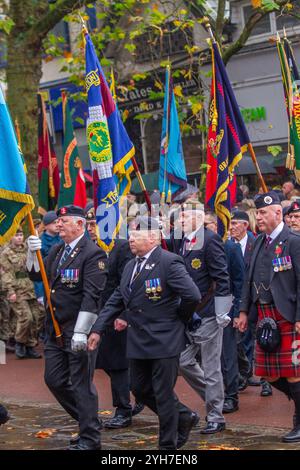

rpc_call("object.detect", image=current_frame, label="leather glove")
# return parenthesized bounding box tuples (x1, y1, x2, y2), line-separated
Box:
(71, 333, 87, 352)
(27, 235, 42, 252)
(216, 313, 231, 328)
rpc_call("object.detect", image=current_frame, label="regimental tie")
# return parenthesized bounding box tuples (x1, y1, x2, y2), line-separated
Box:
(265, 235, 272, 249)
(130, 257, 145, 288)
(57, 244, 72, 273)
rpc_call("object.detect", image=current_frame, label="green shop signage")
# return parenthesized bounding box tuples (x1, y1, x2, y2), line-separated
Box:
(241, 106, 266, 123)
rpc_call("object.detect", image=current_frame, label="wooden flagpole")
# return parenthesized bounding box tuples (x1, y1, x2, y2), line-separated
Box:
(15, 120, 63, 347)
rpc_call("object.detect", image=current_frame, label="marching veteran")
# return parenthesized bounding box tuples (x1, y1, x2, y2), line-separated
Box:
(238, 191, 300, 443)
(88, 216, 202, 450)
(27, 205, 108, 450)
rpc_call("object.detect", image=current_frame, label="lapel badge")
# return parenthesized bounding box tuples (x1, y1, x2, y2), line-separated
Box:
(191, 258, 202, 270)
(98, 261, 106, 270)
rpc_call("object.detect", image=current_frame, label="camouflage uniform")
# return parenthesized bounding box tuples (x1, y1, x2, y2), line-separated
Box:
(0, 245, 13, 342)
(0, 243, 44, 347)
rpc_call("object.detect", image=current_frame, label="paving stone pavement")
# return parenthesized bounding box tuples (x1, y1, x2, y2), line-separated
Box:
(0, 401, 300, 450)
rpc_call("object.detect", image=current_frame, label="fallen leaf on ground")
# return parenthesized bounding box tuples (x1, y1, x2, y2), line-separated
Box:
(98, 410, 112, 415)
(35, 428, 57, 439)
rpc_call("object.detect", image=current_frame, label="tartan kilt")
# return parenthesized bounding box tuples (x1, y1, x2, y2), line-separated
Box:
(255, 304, 300, 377)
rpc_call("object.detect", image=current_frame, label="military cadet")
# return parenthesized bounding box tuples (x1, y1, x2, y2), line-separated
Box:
(88, 216, 202, 450)
(287, 199, 300, 233)
(1, 228, 42, 359)
(170, 204, 231, 434)
(238, 191, 300, 443)
(27, 205, 108, 450)
(0, 248, 14, 352)
(86, 207, 134, 428)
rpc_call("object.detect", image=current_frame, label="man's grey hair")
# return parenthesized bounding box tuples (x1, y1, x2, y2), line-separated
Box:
(72, 216, 86, 228)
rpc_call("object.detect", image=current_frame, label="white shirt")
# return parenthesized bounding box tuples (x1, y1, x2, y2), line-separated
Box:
(130, 246, 158, 284)
(66, 233, 85, 251)
(267, 221, 285, 243)
(238, 233, 248, 256)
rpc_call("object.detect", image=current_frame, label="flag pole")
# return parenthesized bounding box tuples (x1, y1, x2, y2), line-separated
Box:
(15, 120, 63, 347)
(204, 19, 268, 193)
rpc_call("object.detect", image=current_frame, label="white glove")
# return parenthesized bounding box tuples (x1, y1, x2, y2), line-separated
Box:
(27, 235, 42, 252)
(216, 313, 231, 328)
(215, 295, 232, 329)
(26, 248, 40, 272)
(71, 333, 87, 352)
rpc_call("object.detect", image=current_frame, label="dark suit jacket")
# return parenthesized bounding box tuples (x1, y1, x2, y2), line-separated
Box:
(97, 239, 133, 370)
(240, 224, 300, 323)
(224, 240, 245, 319)
(169, 228, 230, 318)
(30, 236, 108, 336)
(92, 246, 202, 359)
(243, 232, 256, 270)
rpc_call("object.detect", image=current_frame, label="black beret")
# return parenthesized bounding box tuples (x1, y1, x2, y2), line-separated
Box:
(287, 199, 300, 215)
(43, 210, 57, 226)
(134, 216, 160, 231)
(231, 210, 249, 223)
(86, 208, 96, 221)
(57, 205, 85, 218)
(84, 201, 94, 214)
(254, 191, 281, 209)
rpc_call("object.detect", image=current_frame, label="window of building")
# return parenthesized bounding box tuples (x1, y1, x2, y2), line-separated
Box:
(134, 22, 193, 63)
(50, 21, 70, 51)
(85, 5, 97, 30)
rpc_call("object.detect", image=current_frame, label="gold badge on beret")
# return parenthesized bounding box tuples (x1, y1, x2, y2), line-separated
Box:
(98, 261, 106, 270)
(191, 258, 202, 270)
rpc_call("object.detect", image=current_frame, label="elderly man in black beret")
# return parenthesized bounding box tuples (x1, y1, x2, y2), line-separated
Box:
(88, 216, 202, 450)
(287, 199, 300, 233)
(238, 192, 300, 443)
(27, 205, 108, 450)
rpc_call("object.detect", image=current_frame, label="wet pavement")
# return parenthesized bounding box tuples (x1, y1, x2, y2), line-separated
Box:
(1, 353, 300, 450)
(0, 400, 300, 450)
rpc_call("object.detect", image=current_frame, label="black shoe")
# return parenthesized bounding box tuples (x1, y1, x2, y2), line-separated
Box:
(260, 381, 273, 397)
(177, 412, 200, 449)
(70, 435, 80, 445)
(247, 376, 261, 386)
(132, 402, 144, 417)
(282, 425, 300, 443)
(238, 376, 248, 392)
(15, 342, 26, 359)
(222, 398, 239, 414)
(26, 347, 42, 359)
(4, 341, 15, 353)
(200, 422, 226, 434)
(68, 440, 101, 450)
(0, 404, 9, 425)
(104, 415, 132, 429)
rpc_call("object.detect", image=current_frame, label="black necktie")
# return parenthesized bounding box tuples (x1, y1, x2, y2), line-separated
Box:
(130, 257, 145, 287)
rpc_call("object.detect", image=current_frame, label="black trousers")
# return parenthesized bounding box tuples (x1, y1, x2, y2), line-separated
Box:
(44, 336, 101, 446)
(221, 323, 239, 399)
(130, 356, 192, 450)
(104, 368, 132, 417)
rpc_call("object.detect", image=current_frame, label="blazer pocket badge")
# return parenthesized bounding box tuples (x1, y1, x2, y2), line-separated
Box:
(191, 258, 202, 270)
